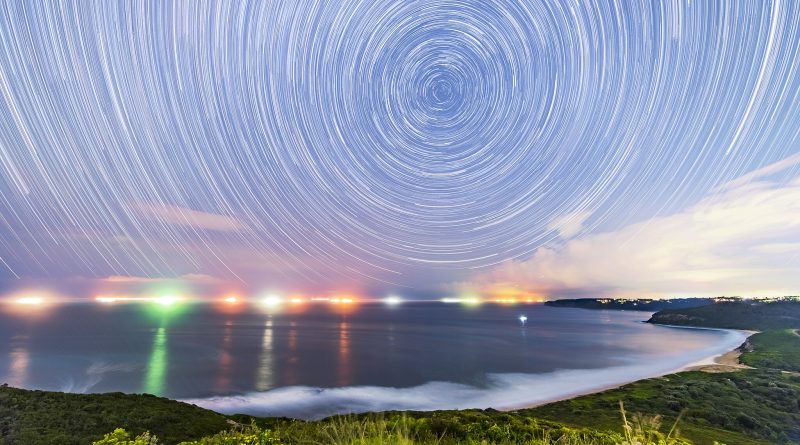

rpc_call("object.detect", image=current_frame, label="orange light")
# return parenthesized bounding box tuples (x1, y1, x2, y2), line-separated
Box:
(216, 294, 244, 314)
(3, 291, 61, 318)
(493, 298, 518, 305)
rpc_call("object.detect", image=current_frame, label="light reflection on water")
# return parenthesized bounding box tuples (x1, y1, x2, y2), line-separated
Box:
(256, 319, 274, 391)
(284, 321, 299, 386)
(338, 321, 351, 386)
(7, 335, 30, 387)
(0, 303, 738, 401)
(143, 327, 168, 396)
(215, 321, 234, 393)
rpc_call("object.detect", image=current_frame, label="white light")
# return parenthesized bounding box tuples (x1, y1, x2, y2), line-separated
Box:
(261, 295, 283, 307)
(519, 315, 528, 323)
(156, 296, 178, 306)
(384, 296, 403, 306)
(16, 297, 43, 305)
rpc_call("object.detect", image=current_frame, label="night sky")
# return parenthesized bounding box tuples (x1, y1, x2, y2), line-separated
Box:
(1, 1, 799, 298)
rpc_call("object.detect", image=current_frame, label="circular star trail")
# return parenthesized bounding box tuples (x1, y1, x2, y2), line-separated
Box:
(0, 1, 798, 289)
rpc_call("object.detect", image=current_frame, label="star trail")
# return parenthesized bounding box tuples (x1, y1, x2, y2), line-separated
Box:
(0, 1, 799, 296)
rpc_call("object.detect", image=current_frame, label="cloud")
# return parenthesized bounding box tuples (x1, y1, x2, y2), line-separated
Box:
(87, 273, 236, 298)
(131, 201, 246, 232)
(715, 152, 800, 191)
(547, 210, 593, 238)
(471, 161, 800, 298)
(99, 273, 226, 285)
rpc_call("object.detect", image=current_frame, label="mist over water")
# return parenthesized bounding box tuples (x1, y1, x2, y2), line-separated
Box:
(0, 303, 746, 418)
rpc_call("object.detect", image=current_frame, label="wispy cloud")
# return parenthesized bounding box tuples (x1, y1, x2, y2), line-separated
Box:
(89, 273, 236, 297)
(547, 210, 593, 238)
(715, 152, 800, 191)
(131, 202, 246, 232)
(470, 157, 800, 298)
(100, 273, 226, 285)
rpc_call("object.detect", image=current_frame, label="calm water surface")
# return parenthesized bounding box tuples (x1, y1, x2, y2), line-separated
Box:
(0, 303, 742, 416)
(0, 303, 743, 418)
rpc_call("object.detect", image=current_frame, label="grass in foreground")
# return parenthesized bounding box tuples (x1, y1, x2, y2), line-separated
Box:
(94, 404, 692, 445)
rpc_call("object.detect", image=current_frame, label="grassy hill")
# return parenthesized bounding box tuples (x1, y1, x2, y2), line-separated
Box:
(523, 368, 799, 444)
(0, 387, 229, 445)
(0, 385, 628, 444)
(646, 300, 800, 330)
(739, 329, 800, 372)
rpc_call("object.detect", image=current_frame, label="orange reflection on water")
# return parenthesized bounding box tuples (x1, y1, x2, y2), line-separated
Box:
(215, 320, 234, 392)
(6, 335, 30, 387)
(284, 321, 299, 385)
(337, 321, 352, 386)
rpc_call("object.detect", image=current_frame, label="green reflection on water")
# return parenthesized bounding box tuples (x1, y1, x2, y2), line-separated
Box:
(143, 326, 168, 395)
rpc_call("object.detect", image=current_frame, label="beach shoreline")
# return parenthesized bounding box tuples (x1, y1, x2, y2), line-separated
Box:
(186, 324, 754, 419)
(502, 325, 756, 412)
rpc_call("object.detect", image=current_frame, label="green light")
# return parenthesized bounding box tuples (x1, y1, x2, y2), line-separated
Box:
(143, 327, 168, 396)
(140, 294, 191, 322)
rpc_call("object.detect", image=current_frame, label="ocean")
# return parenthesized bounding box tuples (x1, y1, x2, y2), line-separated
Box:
(0, 302, 747, 419)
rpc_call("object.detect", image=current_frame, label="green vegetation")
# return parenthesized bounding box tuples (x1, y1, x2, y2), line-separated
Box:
(92, 423, 281, 445)
(245, 410, 626, 444)
(647, 300, 800, 330)
(0, 386, 229, 445)
(92, 408, 691, 445)
(739, 329, 800, 372)
(522, 368, 799, 444)
(0, 385, 692, 445)
(92, 429, 160, 445)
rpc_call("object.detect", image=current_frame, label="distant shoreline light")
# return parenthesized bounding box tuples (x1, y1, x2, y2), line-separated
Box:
(0, 292, 549, 317)
(15, 296, 43, 305)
